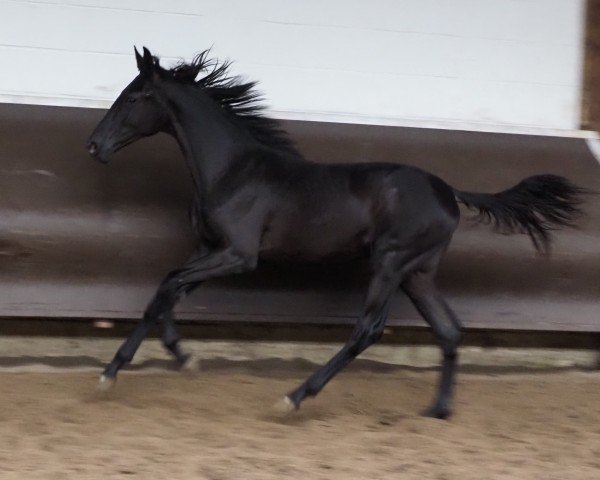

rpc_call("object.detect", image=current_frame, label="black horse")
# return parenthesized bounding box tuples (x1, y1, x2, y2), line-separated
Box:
(87, 47, 583, 419)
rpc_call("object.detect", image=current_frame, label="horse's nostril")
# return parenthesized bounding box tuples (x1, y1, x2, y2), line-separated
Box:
(87, 141, 98, 155)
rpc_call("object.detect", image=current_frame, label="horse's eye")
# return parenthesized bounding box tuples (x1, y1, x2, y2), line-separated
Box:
(143, 92, 153, 99)
(127, 97, 137, 103)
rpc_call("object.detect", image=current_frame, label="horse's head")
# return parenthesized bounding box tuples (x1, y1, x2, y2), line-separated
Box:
(86, 47, 170, 163)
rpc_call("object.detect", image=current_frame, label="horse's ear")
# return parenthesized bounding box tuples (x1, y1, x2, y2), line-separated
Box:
(142, 47, 152, 63)
(134, 46, 144, 71)
(135, 46, 155, 77)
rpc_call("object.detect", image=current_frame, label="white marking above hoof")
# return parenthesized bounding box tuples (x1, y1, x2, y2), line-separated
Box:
(272, 396, 296, 417)
(181, 355, 200, 375)
(97, 374, 116, 392)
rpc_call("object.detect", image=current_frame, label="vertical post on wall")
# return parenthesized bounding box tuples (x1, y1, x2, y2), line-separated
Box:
(582, 0, 600, 132)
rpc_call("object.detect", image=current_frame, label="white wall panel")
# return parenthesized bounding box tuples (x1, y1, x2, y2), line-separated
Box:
(0, 0, 587, 131)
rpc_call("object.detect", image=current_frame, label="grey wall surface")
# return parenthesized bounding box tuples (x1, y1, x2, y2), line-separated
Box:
(1, 104, 599, 331)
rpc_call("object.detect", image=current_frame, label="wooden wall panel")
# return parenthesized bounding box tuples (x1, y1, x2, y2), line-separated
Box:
(583, 0, 600, 131)
(1, 104, 598, 331)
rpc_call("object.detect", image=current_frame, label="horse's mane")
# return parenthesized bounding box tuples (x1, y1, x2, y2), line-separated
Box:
(154, 50, 300, 156)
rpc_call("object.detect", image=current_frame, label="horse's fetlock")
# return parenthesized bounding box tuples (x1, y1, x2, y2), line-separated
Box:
(116, 349, 133, 364)
(442, 348, 458, 359)
(240, 254, 258, 270)
(441, 336, 459, 357)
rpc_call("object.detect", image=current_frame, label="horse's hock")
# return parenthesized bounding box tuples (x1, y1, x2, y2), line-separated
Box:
(0, 103, 598, 333)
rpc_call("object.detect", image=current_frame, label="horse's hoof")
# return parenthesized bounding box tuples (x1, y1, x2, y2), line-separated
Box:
(422, 404, 452, 420)
(180, 354, 200, 375)
(272, 396, 297, 417)
(97, 374, 116, 392)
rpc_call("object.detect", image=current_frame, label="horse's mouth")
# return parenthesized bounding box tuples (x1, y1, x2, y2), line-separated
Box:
(86, 140, 109, 163)
(86, 141, 99, 156)
(86, 137, 137, 163)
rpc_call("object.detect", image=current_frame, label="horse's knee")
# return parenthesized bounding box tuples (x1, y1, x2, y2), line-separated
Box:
(233, 251, 258, 272)
(366, 325, 385, 345)
(351, 320, 385, 354)
(145, 287, 178, 319)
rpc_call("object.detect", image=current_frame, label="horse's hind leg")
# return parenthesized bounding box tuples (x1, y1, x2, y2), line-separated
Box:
(401, 264, 462, 419)
(281, 249, 406, 411)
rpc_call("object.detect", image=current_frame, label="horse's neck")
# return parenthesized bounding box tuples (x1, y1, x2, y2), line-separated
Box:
(164, 85, 254, 194)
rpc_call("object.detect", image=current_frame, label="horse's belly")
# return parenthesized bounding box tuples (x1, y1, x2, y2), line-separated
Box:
(260, 213, 373, 262)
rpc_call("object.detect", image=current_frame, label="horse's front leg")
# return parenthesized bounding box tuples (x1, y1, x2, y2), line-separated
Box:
(99, 248, 256, 388)
(157, 245, 212, 368)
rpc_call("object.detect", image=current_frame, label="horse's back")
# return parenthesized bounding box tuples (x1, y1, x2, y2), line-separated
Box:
(259, 159, 459, 261)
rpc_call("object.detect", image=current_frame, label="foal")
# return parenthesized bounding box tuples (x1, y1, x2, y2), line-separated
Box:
(87, 47, 583, 419)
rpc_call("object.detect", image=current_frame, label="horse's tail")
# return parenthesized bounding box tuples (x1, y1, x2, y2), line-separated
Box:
(453, 175, 586, 254)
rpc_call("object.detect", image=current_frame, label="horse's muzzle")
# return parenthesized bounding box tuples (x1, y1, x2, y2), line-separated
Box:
(86, 141, 99, 156)
(85, 140, 110, 164)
